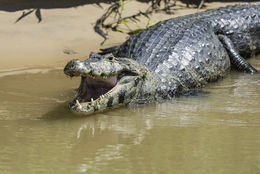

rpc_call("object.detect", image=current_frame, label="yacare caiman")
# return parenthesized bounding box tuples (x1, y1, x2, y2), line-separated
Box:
(64, 4, 260, 115)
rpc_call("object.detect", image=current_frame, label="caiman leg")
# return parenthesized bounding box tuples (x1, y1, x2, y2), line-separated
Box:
(218, 35, 257, 74)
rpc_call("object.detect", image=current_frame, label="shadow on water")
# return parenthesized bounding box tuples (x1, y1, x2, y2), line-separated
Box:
(41, 102, 75, 120)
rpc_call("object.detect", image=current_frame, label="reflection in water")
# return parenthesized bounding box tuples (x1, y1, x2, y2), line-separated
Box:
(0, 57, 260, 174)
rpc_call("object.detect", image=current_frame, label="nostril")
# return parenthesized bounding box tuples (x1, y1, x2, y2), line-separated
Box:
(68, 60, 79, 69)
(64, 60, 77, 75)
(70, 64, 75, 69)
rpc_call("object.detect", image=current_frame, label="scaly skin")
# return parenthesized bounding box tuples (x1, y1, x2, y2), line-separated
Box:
(64, 4, 260, 115)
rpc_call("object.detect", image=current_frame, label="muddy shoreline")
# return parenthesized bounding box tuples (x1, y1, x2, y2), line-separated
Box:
(0, 1, 251, 69)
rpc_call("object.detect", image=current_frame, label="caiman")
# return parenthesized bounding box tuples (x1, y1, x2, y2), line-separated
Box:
(64, 4, 260, 115)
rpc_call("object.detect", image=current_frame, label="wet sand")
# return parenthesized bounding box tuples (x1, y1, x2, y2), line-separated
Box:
(0, 1, 242, 70)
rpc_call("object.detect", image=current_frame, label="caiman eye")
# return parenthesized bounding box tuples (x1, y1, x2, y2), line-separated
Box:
(108, 56, 114, 61)
(105, 54, 115, 61)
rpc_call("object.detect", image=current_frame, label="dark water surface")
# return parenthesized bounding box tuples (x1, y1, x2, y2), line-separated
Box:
(0, 57, 259, 174)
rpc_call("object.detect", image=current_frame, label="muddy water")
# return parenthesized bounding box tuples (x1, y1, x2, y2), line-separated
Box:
(0, 57, 260, 174)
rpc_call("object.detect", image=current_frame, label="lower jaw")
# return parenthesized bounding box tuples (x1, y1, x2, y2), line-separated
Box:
(69, 96, 126, 115)
(71, 104, 124, 116)
(69, 102, 95, 115)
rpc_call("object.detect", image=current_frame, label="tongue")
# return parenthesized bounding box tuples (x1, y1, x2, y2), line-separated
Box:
(82, 76, 117, 102)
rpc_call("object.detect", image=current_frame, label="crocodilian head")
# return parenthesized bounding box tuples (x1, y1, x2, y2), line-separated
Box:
(64, 52, 155, 115)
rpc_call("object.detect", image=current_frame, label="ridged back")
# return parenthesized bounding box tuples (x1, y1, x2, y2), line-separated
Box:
(112, 4, 260, 88)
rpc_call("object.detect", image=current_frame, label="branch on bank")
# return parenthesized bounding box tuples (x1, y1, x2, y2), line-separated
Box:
(94, 0, 206, 44)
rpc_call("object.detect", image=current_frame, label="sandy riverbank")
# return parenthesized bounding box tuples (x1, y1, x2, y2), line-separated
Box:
(0, 1, 248, 70)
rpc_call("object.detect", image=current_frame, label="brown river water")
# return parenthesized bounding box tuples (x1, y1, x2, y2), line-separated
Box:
(0, 57, 259, 174)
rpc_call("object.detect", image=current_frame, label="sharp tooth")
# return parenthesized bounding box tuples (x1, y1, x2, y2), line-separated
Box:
(97, 104, 101, 110)
(91, 98, 95, 106)
(76, 100, 82, 109)
(102, 95, 105, 99)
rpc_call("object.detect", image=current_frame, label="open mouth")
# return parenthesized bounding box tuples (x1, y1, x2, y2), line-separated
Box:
(76, 75, 118, 104)
(72, 70, 139, 106)
(68, 67, 141, 114)
(64, 57, 145, 114)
